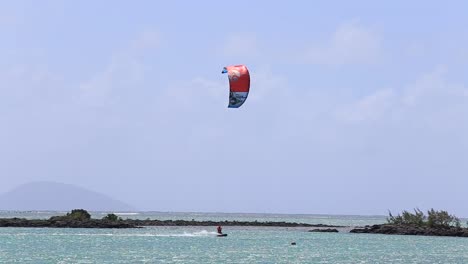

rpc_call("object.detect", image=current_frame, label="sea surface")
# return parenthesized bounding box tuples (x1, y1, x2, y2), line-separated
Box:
(1, 211, 468, 263)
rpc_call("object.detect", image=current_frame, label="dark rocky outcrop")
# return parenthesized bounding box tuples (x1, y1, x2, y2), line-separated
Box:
(306, 223, 344, 228)
(0, 209, 348, 229)
(350, 224, 468, 237)
(123, 219, 342, 228)
(0, 214, 340, 229)
(350, 208, 468, 238)
(0, 217, 136, 228)
(308, 228, 339, 233)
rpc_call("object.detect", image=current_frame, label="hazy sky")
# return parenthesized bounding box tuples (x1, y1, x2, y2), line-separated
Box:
(1, 1, 468, 216)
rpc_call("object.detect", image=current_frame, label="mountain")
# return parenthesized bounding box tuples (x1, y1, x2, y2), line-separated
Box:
(0, 181, 136, 211)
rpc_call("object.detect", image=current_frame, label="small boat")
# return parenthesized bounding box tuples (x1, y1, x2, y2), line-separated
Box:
(217, 233, 228, 237)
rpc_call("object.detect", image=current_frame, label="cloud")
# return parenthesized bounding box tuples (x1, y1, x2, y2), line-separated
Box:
(334, 65, 468, 124)
(77, 30, 160, 107)
(335, 88, 396, 123)
(222, 33, 258, 57)
(0, 14, 16, 27)
(129, 30, 161, 55)
(0, 64, 65, 111)
(303, 20, 382, 66)
(158, 77, 225, 111)
(401, 65, 468, 107)
(78, 58, 145, 107)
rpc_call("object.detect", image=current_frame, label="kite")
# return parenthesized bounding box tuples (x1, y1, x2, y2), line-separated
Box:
(222, 65, 250, 108)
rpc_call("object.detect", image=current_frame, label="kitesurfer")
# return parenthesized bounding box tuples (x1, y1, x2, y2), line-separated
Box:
(217, 225, 223, 234)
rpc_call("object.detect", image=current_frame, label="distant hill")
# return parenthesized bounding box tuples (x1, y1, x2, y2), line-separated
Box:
(0, 181, 136, 211)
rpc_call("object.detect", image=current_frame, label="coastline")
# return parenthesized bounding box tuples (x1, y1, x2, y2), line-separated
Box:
(2, 209, 467, 238)
(350, 224, 468, 237)
(5, 217, 468, 238)
(0, 217, 344, 229)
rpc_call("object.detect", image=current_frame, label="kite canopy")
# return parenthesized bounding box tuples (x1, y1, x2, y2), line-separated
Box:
(222, 65, 250, 108)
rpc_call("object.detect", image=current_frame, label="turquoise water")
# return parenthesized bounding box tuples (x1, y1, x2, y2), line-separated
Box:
(1, 212, 468, 263)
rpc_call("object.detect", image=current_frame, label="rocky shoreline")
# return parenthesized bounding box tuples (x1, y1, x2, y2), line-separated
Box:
(0, 217, 343, 229)
(3, 217, 468, 238)
(4, 208, 466, 238)
(308, 228, 339, 233)
(350, 224, 468, 237)
(125, 219, 344, 228)
(0, 218, 135, 228)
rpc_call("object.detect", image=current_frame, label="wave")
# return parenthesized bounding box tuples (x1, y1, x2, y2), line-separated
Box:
(65, 230, 219, 237)
(2, 230, 220, 238)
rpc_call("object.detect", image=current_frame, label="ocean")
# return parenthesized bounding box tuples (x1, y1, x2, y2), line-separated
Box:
(1, 211, 467, 263)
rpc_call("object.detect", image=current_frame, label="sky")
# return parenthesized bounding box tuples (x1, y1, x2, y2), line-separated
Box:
(1, 0, 468, 216)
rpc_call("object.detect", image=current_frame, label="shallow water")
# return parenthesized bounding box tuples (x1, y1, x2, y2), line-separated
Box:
(1, 212, 468, 263)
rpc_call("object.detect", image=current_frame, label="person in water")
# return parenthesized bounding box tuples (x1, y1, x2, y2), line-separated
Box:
(217, 225, 222, 234)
